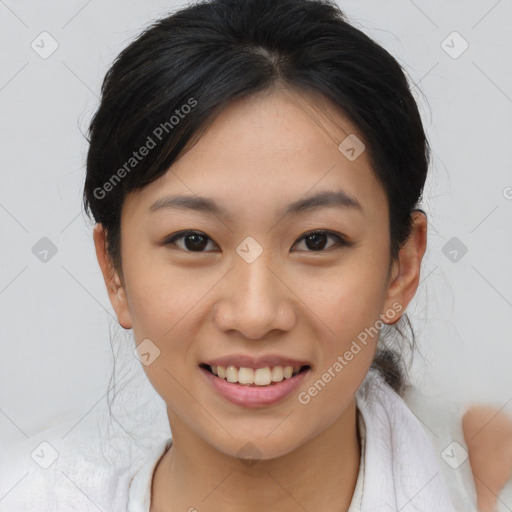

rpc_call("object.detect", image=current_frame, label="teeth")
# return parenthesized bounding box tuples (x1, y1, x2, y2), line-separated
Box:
(208, 364, 305, 386)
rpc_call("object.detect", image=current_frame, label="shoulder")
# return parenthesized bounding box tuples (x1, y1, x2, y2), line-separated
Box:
(463, 405, 512, 512)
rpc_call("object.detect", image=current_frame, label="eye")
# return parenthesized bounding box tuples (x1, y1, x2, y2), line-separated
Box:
(292, 230, 349, 252)
(164, 230, 218, 252)
(164, 229, 349, 253)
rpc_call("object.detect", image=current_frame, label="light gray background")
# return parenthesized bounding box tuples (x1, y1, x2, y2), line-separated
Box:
(1, 0, 511, 447)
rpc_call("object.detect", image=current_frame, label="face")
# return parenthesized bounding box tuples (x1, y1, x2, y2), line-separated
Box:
(94, 86, 426, 461)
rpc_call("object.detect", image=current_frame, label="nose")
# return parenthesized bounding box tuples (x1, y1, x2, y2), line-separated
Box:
(212, 252, 296, 340)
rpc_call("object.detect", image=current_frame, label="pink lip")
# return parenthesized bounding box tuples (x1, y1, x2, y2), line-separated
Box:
(199, 366, 311, 407)
(202, 354, 311, 370)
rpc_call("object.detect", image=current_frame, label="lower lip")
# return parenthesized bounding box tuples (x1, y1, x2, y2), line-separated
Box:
(199, 366, 311, 407)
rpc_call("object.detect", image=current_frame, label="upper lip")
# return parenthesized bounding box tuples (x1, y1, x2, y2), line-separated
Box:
(201, 354, 312, 369)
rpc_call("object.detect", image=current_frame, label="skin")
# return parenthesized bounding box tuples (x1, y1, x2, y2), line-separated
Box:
(463, 406, 512, 512)
(93, 85, 428, 511)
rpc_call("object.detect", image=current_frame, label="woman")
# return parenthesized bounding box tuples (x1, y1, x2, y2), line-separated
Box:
(3, 0, 510, 510)
(85, 0, 512, 510)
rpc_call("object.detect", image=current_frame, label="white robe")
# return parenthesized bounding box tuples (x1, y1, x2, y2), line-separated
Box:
(1, 368, 511, 511)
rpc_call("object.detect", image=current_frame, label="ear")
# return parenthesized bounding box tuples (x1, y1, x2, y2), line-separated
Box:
(381, 210, 427, 324)
(93, 223, 132, 329)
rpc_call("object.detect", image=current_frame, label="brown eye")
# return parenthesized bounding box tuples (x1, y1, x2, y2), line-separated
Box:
(164, 231, 217, 252)
(164, 229, 349, 253)
(293, 230, 348, 252)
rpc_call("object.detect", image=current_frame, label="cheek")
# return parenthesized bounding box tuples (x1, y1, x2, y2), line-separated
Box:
(123, 256, 204, 407)
(299, 253, 389, 370)
(303, 255, 389, 332)
(292, 265, 387, 426)
(123, 250, 207, 340)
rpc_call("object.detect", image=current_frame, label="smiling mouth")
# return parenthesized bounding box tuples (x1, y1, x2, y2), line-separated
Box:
(199, 363, 311, 387)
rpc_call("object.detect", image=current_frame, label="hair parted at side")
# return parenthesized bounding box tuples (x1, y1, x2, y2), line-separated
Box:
(83, 0, 430, 396)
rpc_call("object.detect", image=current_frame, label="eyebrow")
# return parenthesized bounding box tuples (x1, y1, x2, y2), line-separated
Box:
(149, 190, 363, 220)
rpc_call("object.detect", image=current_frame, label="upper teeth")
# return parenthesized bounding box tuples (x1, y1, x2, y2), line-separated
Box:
(210, 365, 303, 386)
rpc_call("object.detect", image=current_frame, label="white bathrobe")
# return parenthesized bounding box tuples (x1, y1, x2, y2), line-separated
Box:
(1, 368, 511, 511)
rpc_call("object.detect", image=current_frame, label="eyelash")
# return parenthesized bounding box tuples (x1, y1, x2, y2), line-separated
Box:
(163, 229, 350, 253)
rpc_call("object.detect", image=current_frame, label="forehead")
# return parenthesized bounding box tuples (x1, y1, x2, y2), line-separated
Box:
(122, 86, 388, 224)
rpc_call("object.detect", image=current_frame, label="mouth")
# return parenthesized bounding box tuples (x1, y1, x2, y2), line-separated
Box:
(199, 363, 311, 387)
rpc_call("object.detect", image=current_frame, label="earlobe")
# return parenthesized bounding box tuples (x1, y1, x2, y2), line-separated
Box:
(93, 224, 133, 330)
(381, 211, 427, 324)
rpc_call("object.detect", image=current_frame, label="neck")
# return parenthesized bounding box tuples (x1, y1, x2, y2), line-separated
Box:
(151, 399, 361, 512)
